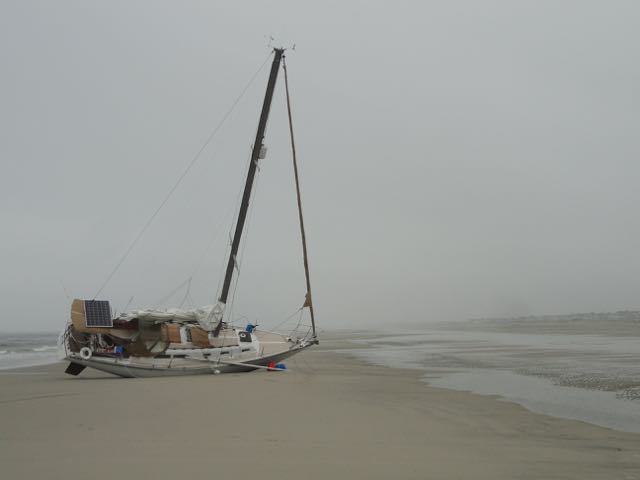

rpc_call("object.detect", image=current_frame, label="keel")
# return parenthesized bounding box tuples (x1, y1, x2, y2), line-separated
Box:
(65, 362, 86, 376)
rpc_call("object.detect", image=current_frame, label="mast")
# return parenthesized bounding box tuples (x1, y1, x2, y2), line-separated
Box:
(213, 48, 284, 335)
(282, 55, 317, 340)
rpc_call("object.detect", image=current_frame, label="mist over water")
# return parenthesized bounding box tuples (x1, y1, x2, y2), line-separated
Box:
(2, 2, 640, 333)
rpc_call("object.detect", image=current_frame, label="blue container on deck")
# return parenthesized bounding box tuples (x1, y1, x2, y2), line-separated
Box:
(245, 324, 255, 333)
(275, 363, 286, 370)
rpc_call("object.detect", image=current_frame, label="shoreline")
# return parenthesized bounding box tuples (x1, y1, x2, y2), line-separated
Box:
(3, 330, 639, 434)
(341, 328, 640, 435)
(1, 342, 638, 479)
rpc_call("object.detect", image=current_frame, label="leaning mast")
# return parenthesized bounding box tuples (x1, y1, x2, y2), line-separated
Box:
(213, 48, 284, 335)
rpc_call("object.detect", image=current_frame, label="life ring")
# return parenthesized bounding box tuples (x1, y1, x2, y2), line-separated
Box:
(79, 347, 92, 360)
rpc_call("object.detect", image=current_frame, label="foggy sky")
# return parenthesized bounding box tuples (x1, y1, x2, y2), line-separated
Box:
(1, 1, 639, 332)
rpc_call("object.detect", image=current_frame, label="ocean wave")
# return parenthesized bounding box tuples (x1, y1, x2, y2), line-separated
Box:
(0, 333, 61, 369)
(32, 345, 58, 352)
(0, 349, 61, 370)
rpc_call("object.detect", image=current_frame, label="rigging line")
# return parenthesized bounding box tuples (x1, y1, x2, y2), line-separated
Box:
(293, 308, 304, 331)
(187, 292, 197, 309)
(188, 136, 252, 313)
(122, 296, 135, 313)
(178, 277, 192, 309)
(92, 51, 275, 299)
(226, 157, 262, 324)
(165, 143, 255, 309)
(269, 306, 304, 333)
(214, 97, 265, 304)
(59, 280, 71, 301)
(282, 55, 317, 339)
(189, 201, 234, 287)
(290, 310, 305, 336)
(214, 145, 255, 302)
(152, 276, 192, 308)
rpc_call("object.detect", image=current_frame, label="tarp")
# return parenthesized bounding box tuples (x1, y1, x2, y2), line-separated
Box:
(119, 305, 217, 329)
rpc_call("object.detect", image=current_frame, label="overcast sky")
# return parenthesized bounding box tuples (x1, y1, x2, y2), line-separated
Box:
(1, 1, 639, 332)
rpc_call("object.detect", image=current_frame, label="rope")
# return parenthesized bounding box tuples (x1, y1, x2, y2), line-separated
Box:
(282, 55, 317, 338)
(186, 292, 197, 309)
(93, 51, 275, 299)
(213, 145, 255, 306)
(178, 278, 192, 308)
(268, 305, 311, 336)
(152, 277, 192, 308)
(154, 151, 250, 313)
(226, 158, 262, 326)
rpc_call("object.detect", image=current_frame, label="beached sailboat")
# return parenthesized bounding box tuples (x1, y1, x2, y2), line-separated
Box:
(60, 48, 318, 377)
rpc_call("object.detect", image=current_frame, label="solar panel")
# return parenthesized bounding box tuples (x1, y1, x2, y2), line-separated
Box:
(84, 300, 113, 328)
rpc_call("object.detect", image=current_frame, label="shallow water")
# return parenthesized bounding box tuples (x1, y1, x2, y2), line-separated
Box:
(348, 327, 640, 433)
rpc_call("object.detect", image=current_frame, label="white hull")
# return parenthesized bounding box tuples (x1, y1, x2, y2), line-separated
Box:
(65, 340, 311, 378)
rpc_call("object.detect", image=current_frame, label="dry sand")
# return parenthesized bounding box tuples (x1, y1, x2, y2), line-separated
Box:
(1, 341, 639, 480)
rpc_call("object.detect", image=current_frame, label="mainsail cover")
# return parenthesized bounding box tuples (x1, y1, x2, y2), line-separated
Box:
(119, 305, 217, 329)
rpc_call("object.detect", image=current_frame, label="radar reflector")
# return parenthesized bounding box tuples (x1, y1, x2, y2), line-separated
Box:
(84, 300, 113, 328)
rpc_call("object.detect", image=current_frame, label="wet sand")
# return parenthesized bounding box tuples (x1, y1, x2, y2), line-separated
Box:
(348, 326, 640, 433)
(1, 340, 639, 479)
